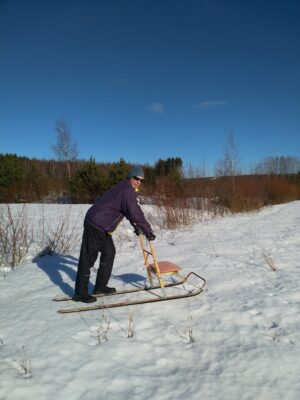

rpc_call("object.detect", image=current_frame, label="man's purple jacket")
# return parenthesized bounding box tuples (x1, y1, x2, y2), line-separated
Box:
(85, 179, 152, 235)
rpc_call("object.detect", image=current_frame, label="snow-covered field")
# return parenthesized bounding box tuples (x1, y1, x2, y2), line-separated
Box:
(0, 201, 300, 400)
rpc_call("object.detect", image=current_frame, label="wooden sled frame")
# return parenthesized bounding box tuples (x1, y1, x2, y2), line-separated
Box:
(139, 235, 205, 299)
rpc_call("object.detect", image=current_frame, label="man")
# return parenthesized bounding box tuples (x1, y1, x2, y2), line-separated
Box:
(73, 165, 156, 303)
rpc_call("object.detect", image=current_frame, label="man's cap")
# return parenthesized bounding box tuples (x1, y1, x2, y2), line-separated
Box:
(127, 165, 145, 180)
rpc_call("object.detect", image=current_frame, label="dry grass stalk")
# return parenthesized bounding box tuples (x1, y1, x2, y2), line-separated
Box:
(96, 313, 111, 344)
(185, 315, 195, 344)
(263, 251, 276, 271)
(13, 345, 32, 378)
(127, 308, 136, 338)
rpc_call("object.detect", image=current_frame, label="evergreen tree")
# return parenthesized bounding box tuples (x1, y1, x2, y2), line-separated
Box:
(0, 154, 24, 201)
(0, 154, 23, 188)
(108, 158, 130, 185)
(69, 157, 108, 203)
(154, 157, 183, 182)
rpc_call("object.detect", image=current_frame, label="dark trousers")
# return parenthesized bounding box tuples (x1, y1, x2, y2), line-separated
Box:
(75, 220, 116, 296)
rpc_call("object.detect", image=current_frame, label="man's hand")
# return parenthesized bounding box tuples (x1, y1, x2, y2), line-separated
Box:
(146, 232, 156, 241)
(134, 225, 142, 236)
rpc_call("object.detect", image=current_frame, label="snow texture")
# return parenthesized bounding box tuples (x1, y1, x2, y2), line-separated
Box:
(0, 201, 300, 400)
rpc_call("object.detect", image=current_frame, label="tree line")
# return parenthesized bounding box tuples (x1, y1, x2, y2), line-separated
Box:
(1, 152, 300, 205)
(0, 154, 184, 203)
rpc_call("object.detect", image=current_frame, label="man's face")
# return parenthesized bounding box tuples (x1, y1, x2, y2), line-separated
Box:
(130, 176, 144, 191)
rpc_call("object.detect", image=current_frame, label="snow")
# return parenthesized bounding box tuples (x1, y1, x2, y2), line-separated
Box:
(1, 201, 300, 400)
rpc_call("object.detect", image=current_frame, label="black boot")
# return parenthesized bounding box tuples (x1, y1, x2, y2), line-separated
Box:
(72, 294, 97, 303)
(93, 285, 116, 295)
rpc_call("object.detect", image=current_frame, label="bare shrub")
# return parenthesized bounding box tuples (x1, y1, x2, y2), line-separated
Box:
(87, 169, 300, 224)
(264, 175, 300, 204)
(0, 204, 33, 267)
(39, 206, 81, 256)
(150, 179, 201, 229)
(151, 180, 225, 229)
(156, 203, 197, 230)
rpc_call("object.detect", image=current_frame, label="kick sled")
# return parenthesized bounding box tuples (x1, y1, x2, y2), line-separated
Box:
(54, 235, 206, 313)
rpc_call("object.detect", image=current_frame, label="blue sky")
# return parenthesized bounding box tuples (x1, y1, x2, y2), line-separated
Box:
(0, 0, 299, 174)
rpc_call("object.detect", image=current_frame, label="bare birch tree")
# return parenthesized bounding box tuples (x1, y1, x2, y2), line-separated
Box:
(52, 118, 78, 178)
(215, 133, 240, 177)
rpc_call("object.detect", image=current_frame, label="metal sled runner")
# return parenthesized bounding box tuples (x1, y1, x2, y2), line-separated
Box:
(56, 235, 206, 314)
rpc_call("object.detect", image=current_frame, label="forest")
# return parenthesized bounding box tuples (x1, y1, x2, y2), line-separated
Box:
(0, 153, 299, 215)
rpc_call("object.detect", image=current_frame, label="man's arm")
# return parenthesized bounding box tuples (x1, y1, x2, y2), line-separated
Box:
(123, 190, 153, 237)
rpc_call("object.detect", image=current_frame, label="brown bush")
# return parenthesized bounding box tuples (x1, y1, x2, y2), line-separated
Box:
(148, 174, 300, 224)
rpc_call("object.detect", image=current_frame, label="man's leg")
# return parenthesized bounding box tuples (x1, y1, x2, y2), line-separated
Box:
(94, 234, 116, 291)
(74, 221, 105, 297)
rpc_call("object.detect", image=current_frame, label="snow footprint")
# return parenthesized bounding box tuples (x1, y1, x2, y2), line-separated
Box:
(248, 308, 261, 316)
(244, 305, 295, 345)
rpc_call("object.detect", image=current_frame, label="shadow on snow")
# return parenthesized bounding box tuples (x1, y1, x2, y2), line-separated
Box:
(33, 253, 146, 295)
(33, 253, 78, 296)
